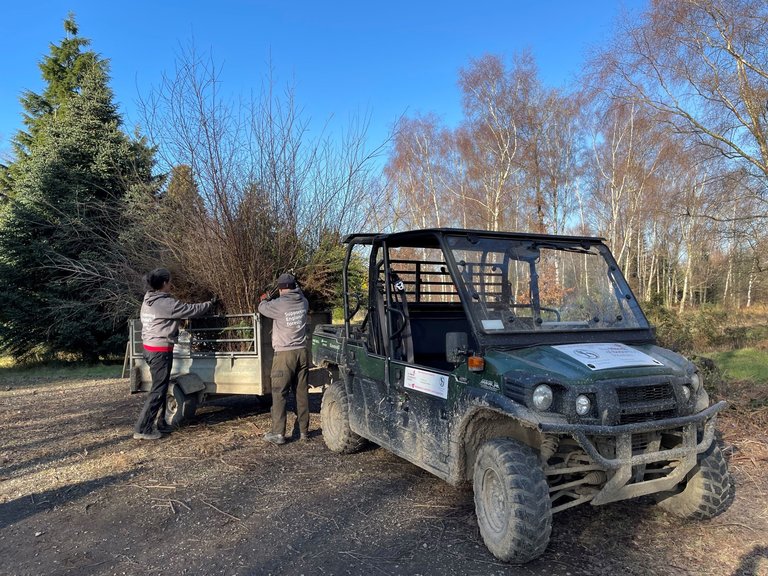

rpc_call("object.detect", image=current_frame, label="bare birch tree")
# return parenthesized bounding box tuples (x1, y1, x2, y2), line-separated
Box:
(604, 0, 768, 182)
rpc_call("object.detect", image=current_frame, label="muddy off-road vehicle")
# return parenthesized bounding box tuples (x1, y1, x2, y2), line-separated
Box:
(312, 228, 734, 564)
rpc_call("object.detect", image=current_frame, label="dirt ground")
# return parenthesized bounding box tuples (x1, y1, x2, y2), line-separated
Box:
(1, 375, 767, 576)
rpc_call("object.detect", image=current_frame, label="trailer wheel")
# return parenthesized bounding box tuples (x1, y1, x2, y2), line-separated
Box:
(320, 381, 366, 454)
(164, 384, 199, 427)
(655, 441, 734, 520)
(473, 438, 552, 564)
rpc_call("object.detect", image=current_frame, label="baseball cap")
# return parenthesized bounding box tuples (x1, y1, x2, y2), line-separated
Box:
(277, 273, 297, 289)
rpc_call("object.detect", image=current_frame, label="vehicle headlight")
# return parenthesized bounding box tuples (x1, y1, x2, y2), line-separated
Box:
(681, 385, 692, 402)
(532, 384, 553, 411)
(690, 372, 702, 391)
(575, 394, 592, 416)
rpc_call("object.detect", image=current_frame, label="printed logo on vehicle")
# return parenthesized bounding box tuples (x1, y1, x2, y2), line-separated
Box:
(479, 378, 500, 392)
(553, 343, 663, 370)
(403, 367, 449, 399)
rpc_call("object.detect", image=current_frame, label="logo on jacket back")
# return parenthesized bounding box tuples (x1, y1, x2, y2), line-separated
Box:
(285, 310, 305, 327)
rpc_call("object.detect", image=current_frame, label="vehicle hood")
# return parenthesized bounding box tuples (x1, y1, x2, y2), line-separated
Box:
(485, 342, 692, 383)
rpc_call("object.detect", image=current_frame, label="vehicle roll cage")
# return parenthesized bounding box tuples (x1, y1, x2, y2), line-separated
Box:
(340, 228, 656, 350)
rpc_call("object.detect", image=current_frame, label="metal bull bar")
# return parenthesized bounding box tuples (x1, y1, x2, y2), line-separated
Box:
(538, 401, 727, 505)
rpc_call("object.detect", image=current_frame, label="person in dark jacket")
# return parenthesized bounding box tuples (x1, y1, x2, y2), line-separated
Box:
(133, 268, 215, 440)
(258, 273, 310, 445)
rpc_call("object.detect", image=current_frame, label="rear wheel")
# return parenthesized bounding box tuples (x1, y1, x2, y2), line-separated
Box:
(473, 438, 552, 564)
(321, 380, 366, 453)
(164, 383, 199, 427)
(655, 441, 734, 519)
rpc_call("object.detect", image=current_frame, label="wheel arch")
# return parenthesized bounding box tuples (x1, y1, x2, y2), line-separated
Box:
(452, 404, 546, 484)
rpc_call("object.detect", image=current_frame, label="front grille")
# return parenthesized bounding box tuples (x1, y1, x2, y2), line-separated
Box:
(617, 383, 673, 403)
(616, 382, 677, 424)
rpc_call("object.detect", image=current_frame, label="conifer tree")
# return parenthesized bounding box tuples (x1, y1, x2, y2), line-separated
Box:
(0, 15, 156, 361)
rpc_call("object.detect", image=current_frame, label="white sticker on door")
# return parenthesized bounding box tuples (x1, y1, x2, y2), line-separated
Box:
(403, 366, 449, 399)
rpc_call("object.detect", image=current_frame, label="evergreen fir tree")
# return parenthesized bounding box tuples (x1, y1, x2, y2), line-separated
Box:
(0, 15, 156, 361)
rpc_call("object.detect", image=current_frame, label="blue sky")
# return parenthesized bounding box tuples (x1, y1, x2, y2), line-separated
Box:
(1, 1, 646, 159)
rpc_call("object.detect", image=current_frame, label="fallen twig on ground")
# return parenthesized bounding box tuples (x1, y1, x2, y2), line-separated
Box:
(200, 498, 241, 521)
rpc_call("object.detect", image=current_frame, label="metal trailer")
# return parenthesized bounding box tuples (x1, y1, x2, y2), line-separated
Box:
(126, 312, 331, 425)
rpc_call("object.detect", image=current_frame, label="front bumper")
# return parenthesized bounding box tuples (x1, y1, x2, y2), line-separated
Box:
(537, 401, 727, 505)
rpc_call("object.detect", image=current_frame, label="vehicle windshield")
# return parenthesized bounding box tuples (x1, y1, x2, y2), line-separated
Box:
(444, 235, 649, 334)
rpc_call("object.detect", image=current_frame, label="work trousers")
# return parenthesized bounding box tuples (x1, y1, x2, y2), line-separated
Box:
(134, 350, 173, 434)
(270, 348, 310, 436)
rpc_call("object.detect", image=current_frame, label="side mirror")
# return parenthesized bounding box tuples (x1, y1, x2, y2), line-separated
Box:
(446, 332, 468, 364)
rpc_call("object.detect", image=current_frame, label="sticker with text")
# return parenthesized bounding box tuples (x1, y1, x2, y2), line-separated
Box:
(404, 367, 449, 399)
(553, 343, 663, 370)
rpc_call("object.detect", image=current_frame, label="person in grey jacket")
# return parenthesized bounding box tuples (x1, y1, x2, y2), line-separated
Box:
(133, 268, 215, 440)
(258, 273, 310, 445)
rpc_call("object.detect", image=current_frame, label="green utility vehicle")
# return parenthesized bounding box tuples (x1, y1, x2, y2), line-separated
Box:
(311, 228, 734, 564)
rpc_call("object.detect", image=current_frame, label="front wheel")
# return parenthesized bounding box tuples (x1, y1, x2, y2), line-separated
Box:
(164, 383, 199, 427)
(655, 441, 735, 519)
(473, 438, 552, 564)
(320, 380, 366, 454)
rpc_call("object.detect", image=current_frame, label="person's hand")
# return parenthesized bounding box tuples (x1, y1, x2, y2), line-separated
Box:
(260, 293, 269, 302)
(209, 296, 223, 315)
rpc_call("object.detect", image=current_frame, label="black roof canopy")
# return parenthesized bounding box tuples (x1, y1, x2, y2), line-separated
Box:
(343, 228, 606, 249)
